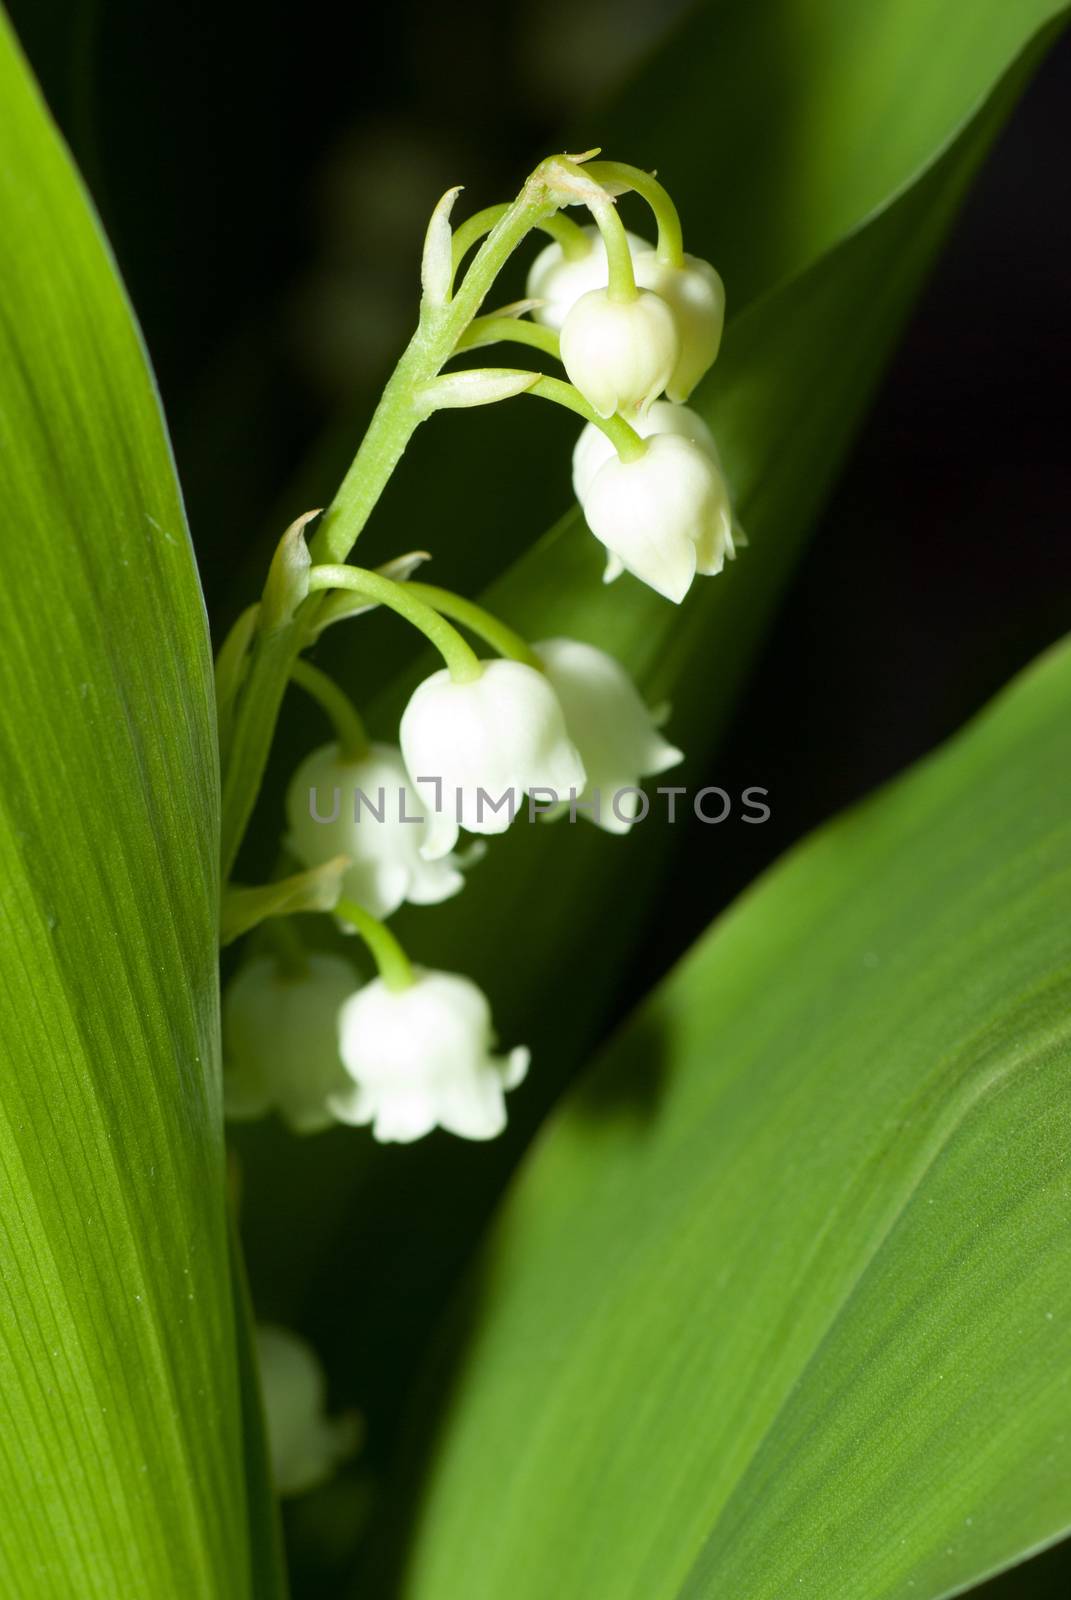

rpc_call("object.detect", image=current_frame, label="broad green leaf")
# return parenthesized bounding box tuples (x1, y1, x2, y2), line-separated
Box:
(588, 0, 1071, 313)
(401, 635, 1071, 1600)
(0, 17, 280, 1597)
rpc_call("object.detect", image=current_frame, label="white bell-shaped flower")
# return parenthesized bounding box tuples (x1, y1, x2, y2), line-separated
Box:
(572, 399, 720, 504)
(255, 1323, 358, 1497)
(331, 969, 529, 1144)
(222, 953, 357, 1133)
(581, 432, 735, 604)
(526, 223, 653, 331)
(633, 251, 726, 402)
(560, 286, 679, 418)
(399, 658, 585, 859)
(534, 638, 683, 833)
(286, 742, 464, 921)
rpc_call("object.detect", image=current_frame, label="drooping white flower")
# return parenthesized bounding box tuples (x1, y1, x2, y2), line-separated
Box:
(399, 659, 585, 859)
(286, 742, 465, 921)
(331, 969, 529, 1144)
(255, 1323, 358, 1497)
(581, 432, 735, 603)
(222, 953, 358, 1134)
(572, 399, 721, 504)
(633, 251, 725, 402)
(560, 286, 679, 418)
(526, 223, 653, 331)
(534, 638, 683, 833)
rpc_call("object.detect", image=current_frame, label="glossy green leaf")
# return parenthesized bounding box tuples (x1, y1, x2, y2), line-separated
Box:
(403, 634, 1071, 1600)
(588, 0, 1071, 314)
(0, 16, 280, 1596)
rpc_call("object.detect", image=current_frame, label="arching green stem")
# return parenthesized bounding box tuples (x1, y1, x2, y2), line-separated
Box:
(538, 210, 592, 260)
(552, 156, 637, 302)
(450, 204, 509, 277)
(523, 374, 648, 462)
(451, 204, 590, 282)
(290, 659, 370, 761)
(335, 898, 414, 992)
(403, 584, 543, 671)
(585, 160, 685, 267)
(307, 565, 482, 683)
(587, 193, 636, 302)
(454, 315, 561, 360)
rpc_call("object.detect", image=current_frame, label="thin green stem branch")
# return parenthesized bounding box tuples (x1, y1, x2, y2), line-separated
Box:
(451, 204, 590, 282)
(553, 156, 637, 301)
(585, 160, 685, 267)
(335, 897, 415, 992)
(587, 195, 636, 301)
(454, 315, 561, 360)
(290, 659, 370, 761)
(403, 584, 543, 670)
(539, 210, 592, 259)
(524, 375, 648, 461)
(307, 565, 482, 683)
(450, 204, 508, 277)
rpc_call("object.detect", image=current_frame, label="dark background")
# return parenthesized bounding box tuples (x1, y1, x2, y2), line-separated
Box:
(9, 1, 1069, 1594)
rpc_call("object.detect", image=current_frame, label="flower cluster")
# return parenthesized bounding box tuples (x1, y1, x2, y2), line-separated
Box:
(528, 212, 736, 601)
(221, 155, 740, 1151)
(223, 635, 677, 1140)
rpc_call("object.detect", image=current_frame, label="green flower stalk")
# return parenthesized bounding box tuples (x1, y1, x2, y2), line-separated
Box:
(218, 148, 736, 1148)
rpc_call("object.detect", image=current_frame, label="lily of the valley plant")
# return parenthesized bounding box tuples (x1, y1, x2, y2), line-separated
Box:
(221, 154, 729, 1140)
(5, 5, 1070, 1590)
(217, 155, 733, 1478)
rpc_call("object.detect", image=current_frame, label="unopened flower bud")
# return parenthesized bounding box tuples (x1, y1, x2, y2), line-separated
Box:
(331, 969, 529, 1143)
(633, 251, 725, 401)
(526, 224, 652, 331)
(222, 954, 358, 1133)
(286, 742, 465, 921)
(534, 638, 683, 833)
(255, 1323, 358, 1496)
(399, 659, 585, 859)
(560, 287, 679, 418)
(582, 433, 734, 603)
